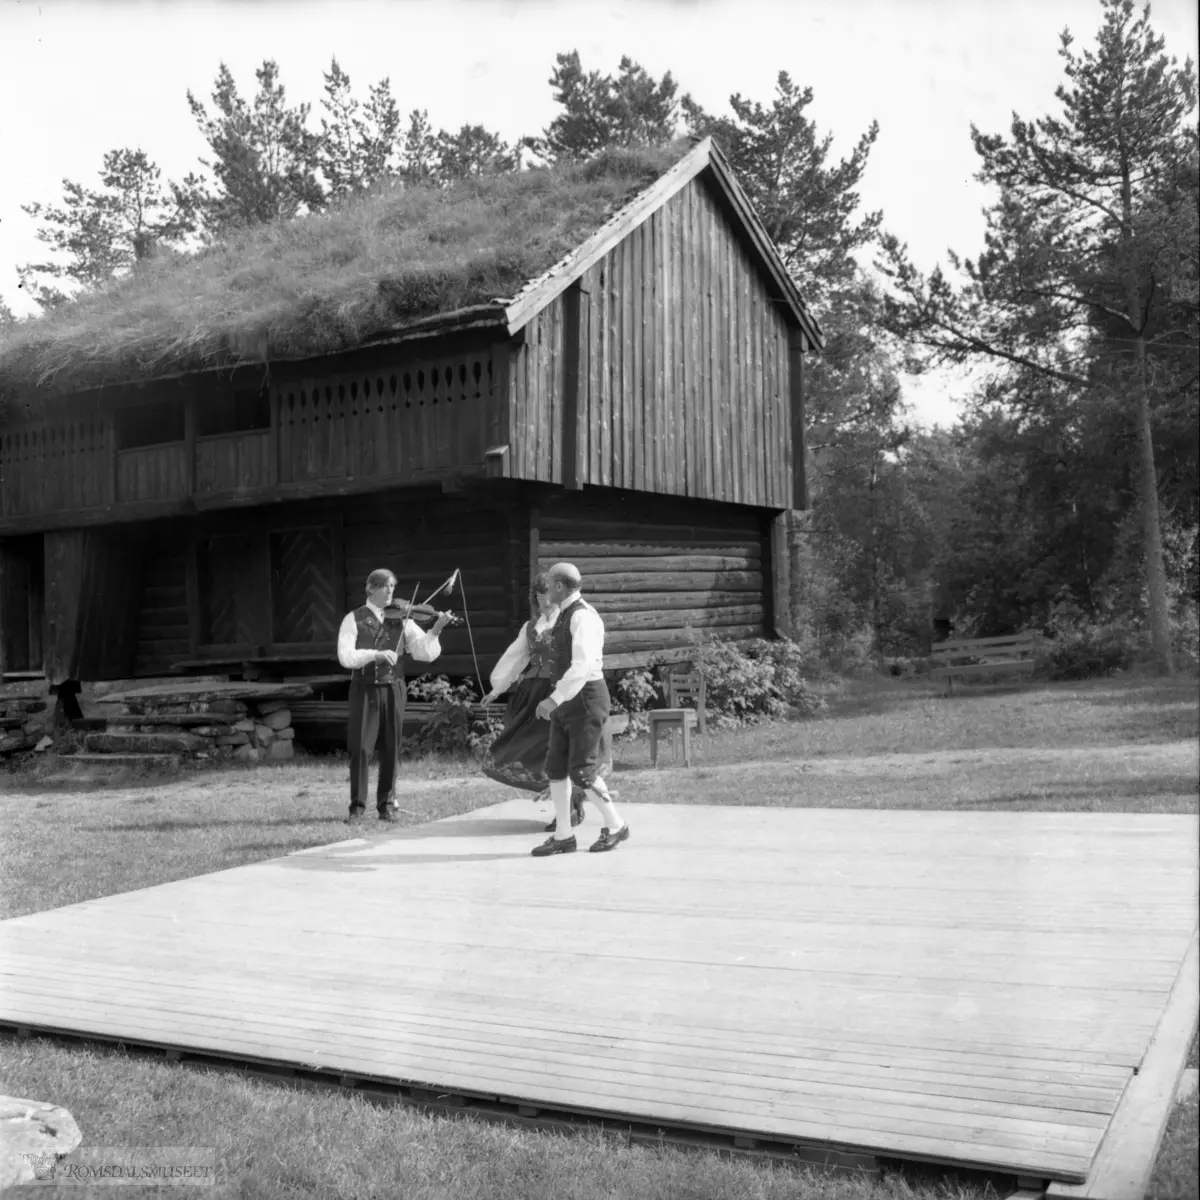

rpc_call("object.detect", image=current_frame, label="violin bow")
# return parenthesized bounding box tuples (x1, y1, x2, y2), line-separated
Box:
(420, 569, 484, 700)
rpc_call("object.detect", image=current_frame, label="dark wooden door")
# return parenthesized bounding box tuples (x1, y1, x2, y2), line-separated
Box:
(269, 527, 339, 647)
(199, 534, 265, 650)
(0, 536, 43, 675)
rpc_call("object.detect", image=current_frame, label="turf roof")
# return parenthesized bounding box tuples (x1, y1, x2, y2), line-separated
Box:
(0, 142, 694, 399)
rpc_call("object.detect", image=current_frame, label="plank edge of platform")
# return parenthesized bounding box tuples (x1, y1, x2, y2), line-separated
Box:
(1046, 927, 1199, 1200)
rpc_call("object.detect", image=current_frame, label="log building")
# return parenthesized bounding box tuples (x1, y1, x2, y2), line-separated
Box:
(0, 137, 822, 694)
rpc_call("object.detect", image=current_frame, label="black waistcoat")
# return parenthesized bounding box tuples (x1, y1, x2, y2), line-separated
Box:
(352, 606, 403, 686)
(548, 596, 596, 687)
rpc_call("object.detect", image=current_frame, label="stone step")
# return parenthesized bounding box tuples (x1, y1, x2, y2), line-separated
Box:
(61, 753, 183, 771)
(85, 732, 208, 755)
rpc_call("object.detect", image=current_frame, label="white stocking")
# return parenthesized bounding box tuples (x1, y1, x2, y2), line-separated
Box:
(549, 778, 572, 840)
(586, 777, 623, 831)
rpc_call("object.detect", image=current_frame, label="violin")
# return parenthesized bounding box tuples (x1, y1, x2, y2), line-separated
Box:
(384, 600, 463, 628)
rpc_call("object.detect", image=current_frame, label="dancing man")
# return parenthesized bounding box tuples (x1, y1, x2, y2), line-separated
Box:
(336, 569, 451, 824)
(531, 562, 629, 856)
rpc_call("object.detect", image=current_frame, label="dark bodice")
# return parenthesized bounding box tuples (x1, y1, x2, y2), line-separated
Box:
(523, 618, 556, 679)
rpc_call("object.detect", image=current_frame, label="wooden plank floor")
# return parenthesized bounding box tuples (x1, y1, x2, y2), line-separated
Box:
(0, 802, 1195, 1181)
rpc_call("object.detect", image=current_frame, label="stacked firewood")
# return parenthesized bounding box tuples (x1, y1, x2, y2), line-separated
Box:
(0, 696, 52, 756)
(90, 696, 300, 762)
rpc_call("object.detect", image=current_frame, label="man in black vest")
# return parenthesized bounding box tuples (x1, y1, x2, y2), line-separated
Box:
(336, 569, 450, 823)
(531, 562, 629, 856)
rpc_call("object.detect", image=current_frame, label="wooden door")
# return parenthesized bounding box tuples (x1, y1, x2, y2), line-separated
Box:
(269, 526, 340, 650)
(198, 534, 267, 652)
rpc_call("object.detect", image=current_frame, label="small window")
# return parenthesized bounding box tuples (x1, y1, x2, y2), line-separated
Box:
(116, 402, 184, 449)
(196, 387, 271, 437)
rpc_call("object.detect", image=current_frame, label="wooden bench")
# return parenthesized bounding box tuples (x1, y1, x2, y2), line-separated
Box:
(930, 632, 1043, 694)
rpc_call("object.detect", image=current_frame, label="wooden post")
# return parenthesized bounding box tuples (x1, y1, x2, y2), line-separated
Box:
(183, 394, 197, 498)
(108, 415, 120, 505)
(185, 535, 204, 656)
(562, 282, 585, 490)
(269, 385, 281, 486)
(770, 513, 790, 639)
(787, 331, 808, 510)
(529, 503, 541, 587)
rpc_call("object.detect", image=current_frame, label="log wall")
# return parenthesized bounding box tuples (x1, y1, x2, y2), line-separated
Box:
(133, 542, 191, 676)
(534, 489, 770, 670)
(509, 174, 796, 509)
(114, 490, 530, 682)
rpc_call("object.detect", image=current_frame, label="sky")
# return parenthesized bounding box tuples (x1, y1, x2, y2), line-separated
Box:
(1, 0, 1196, 427)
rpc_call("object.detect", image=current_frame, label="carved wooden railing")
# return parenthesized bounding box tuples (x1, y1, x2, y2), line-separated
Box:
(0, 343, 508, 523)
(0, 417, 114, 516)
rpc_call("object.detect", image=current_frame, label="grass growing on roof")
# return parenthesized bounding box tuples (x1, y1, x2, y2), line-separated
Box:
(0, 142, 691, 399)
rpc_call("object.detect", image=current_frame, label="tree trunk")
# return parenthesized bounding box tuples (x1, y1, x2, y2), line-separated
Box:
(1132, 337, 1173, 673)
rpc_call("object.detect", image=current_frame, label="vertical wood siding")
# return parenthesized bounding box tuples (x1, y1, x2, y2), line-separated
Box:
(508, 176, 795, 507)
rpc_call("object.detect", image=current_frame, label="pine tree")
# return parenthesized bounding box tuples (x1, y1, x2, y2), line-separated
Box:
(187, 60, 325, 231)
(18, 148, 200, 308)
(399, 109, 439, 186)
(683, 72, 879, 302)
(880, 0, 1197, 671)
(318, 58, 401, 200)
(435, 125, 518, 182)
(526, 51, 678, 163)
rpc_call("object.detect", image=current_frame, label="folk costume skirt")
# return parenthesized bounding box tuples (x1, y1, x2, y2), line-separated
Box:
(482, 675, 613, 794)
(481, 676, 555, 793)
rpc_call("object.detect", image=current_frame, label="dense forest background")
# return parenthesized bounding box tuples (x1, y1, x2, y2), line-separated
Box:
(3, 0, 1196, 676)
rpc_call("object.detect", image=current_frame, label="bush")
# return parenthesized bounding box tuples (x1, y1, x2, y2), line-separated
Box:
(678, 636, 827, 726)
(610, 667, 658, 738)
(1043, 621, 1137, 680)
(405, 674, 503, 757)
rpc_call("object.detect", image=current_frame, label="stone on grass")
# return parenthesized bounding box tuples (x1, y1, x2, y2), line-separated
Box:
(266, 740, 294, 760)
(233, 744, 261, 763)
(0, 1095, 82, 1188)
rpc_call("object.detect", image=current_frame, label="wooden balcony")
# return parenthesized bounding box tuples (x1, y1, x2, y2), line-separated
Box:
(0, 342, 509, 534)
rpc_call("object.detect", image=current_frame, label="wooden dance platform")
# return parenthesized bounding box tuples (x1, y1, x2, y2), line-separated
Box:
(0, 801, 1196, 1184)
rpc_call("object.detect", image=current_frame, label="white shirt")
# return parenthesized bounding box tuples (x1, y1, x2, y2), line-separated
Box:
(549, 591, 605, 707)
(336, 601, 442, 670)
(488, 607, 560, 696)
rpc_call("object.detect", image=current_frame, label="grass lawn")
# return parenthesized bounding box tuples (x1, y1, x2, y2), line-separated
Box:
(1, 673, 1197, 1199)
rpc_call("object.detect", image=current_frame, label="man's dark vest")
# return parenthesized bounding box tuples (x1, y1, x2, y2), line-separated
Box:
(548, 596, 597, 686)
(352, 605, 403, 686)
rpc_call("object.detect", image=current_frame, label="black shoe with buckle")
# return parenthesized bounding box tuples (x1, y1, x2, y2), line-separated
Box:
(589, 825, 630, 853)
(531, 835, 577, 857)
(345, 809, 366, 825)
(378, 809, 398, 823)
